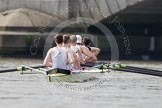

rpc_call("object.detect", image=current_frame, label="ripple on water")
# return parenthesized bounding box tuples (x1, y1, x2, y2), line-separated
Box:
(0, 58, 162, 108)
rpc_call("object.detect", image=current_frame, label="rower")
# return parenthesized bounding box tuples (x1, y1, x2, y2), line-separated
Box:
(63, 34, 79, 70)
(70, 35, 82, 67)
(43, 34, 71, 75)
(82, 37, 100, 58)
(76, 35, 97, 62)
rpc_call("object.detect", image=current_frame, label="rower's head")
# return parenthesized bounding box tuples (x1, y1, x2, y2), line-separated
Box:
(83, 37, 91, 46)
(54, 34, 63, 45)
(63, 34, 71, 47)
(70, 35, 77, 44)
(63, 34, 70, 44)
(76, 35, 82, 45)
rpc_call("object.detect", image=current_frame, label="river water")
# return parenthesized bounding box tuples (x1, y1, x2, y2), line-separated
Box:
(0, 57, 162, 108)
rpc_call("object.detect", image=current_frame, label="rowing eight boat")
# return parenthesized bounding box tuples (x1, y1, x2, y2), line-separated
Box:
(20, 61, 162, 82)
(1, 62, 161, 83)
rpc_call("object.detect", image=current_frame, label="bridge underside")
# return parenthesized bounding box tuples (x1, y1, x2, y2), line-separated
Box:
(88, 0, 162, 60)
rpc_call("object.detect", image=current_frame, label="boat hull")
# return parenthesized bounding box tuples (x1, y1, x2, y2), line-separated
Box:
(47, 73, 98, 83)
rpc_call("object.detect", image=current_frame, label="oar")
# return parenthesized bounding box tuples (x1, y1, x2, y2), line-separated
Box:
(82, 62, 162, 77)
(106, 63, 162, 77)
(81, 61, 106, 67)
(124, 65, 162, 73)
(0, 65, 45, 73)
(21, 65, 47, 74)
(114, 68, 162, 77)
(0, 68, 18, 73)
(116, 63, 162, 75)
(81, 62, 110, 73)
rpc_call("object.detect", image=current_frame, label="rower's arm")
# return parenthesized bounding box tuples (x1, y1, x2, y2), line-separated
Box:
(77, 49, 83, 63)
(81, 47, 95, 62)
(90, 47, 100, 56)
(43, 49, 52, 67)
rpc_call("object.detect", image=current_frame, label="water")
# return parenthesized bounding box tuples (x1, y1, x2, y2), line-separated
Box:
(0, 57, 162, 108)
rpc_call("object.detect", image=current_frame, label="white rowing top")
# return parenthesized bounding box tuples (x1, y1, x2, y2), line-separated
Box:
(51, 47, 68, 70)
(70, 45, 79, 53)
(76, 44, 81, 50)
(71, 45, 89, 60)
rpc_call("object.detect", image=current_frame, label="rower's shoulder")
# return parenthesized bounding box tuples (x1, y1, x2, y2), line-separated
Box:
(48, 47, 55, 53)
(66, 48, 74, 53)
(81, 45, 89, 51)
(49, 47, 55, 50)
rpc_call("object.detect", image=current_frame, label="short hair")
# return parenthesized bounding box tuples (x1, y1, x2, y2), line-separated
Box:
(54, 34, 63, 44)
(70, 35, 77, 43)
(63, 34, 70, 44)
(83, 37, 91, 46)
